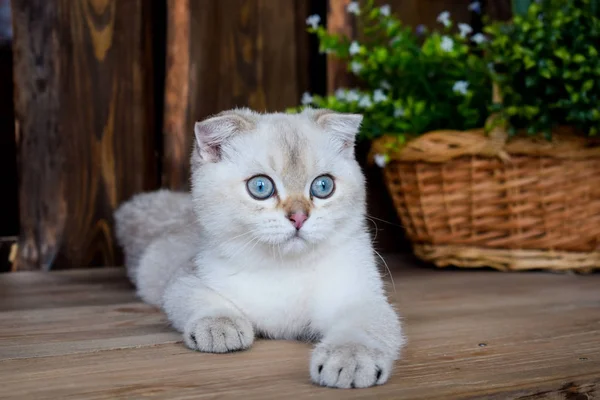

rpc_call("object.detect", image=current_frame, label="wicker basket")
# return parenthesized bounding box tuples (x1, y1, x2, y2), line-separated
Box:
(370, 126, 600, 272)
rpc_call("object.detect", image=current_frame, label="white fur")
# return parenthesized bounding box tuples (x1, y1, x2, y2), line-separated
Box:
(114, 108, 405, 389)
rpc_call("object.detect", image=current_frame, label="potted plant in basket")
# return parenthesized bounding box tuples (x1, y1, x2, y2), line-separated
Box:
(300, 0, 600, 272)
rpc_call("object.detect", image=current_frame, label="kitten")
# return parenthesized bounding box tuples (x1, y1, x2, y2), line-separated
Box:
(114, 108, 405, 389)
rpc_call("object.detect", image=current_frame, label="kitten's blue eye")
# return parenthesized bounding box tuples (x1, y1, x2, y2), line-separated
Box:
(310, 175, 335, 199)
(246, 175, 275, 200)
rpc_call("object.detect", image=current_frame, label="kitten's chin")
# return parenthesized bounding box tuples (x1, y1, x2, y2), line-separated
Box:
(279, 233, 311, 255)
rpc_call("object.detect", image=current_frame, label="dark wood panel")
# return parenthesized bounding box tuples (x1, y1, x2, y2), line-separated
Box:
(162, 0, 189, 190)
(11, 0, 157, 270)
(11, 0, 64, 271)
(163, 0, 310, 191)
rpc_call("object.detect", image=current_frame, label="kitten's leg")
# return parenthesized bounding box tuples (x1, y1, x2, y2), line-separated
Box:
(163, 275, 254, 353)
(310, 280, 404, 388)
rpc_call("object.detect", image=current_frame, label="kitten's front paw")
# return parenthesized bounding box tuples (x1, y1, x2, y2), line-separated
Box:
(310, 342, 394, 389)
(184, 316, 254, 353)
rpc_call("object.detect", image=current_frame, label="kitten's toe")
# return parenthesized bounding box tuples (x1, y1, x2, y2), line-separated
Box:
(184, 316, 254, 353)
(310, 342, 393, 389)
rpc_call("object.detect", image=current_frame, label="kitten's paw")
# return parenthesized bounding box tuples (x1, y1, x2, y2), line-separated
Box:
(310, 342, 394, 389)
(184, 316, 254, 353)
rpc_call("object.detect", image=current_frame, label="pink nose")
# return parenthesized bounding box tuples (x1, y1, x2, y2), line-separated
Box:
(288, 212, 308, 230)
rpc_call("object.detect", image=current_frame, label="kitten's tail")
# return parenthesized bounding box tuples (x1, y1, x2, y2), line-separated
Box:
(114, 189, 195, 285)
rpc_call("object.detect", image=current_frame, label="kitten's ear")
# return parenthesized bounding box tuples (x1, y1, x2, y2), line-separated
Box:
(193, 109, 256, 163)
(311, 109, 363, 154)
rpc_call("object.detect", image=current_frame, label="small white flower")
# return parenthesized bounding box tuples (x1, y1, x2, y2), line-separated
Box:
(358, 95, 373, 108)
(468, 1, 481, 13)
(373, 89, 387, 103)
(380, 4, 391, 16)
(301, 92, 313, 105)
(349, 41, 361, 55)
(334, 88, 346, 100)
(346, 1, 360, 15)
(452, 80, 469, 95)
(458, 23, 473, 38)
(394, 107, 405, 118)
(306, 14, 321, 29)
(440, 36, 454, 52)
(350, 61, 363, 74)
(346, 90, 360, 102)
(471, 33, 487, 44)
(437, 11, 451, 27)
(374, 153, 387, 168)
(380, 80, 392, 90)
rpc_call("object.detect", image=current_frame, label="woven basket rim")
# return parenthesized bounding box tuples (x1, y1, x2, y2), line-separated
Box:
(369, 126, 600, 164)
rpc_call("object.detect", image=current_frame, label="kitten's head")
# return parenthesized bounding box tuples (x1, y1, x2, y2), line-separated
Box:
(190, 108, 366, 258)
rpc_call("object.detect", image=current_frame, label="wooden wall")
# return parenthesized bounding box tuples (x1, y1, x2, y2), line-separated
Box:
(162, 0, 314, 190)
(8, 0, 511, 270)
(11, 0, 156, 270)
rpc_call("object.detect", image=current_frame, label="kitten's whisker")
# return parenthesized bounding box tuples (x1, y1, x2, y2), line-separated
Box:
(366, 217, 379, 242)
(220, 229, 259, 248)
(227, 235, 260, 260)
(366, 214, 405, 229)
(374, 249, 396, 294)
(228, 237, 260, 276)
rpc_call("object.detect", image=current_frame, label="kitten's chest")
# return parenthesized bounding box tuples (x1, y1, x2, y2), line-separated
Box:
(203, 266, 315, 339)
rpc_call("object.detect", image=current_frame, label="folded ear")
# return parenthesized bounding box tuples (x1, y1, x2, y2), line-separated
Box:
(193, 109, 257, 163)
(308, 109, 363, 155)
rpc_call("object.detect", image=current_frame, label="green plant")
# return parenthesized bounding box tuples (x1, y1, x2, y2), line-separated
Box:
(296, 0, 492, 143)
(483, 0, 600, 137)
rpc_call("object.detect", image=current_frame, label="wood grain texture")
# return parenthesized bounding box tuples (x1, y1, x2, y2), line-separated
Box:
(164, 0, 307, 191)
(1, 257, 599, 399)
(326, 0, 356, 93)
(162, 0, 190, 190)
(11, 0, 157, 270)
(11, 0, 63, 271)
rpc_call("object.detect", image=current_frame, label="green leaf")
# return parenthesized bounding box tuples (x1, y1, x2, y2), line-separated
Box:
(554, 48, 570, 61)
(582, 80, 594, 92)
(540, 69, 551, 79)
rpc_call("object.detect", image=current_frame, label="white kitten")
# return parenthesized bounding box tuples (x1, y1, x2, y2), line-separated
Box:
(114, 108, 405, 389)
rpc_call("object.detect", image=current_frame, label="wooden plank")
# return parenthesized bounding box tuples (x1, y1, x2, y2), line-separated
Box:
(1, 340, 598, 399)
(11, 0, 63, 271)
(0, 268, 135, 311)
(259, 0, 301, 111)
(0, 259, 599, 398)
(0, 303, 178, 360)
(162, 0, 190, 190)
(10, 0, 157, 270)
(164, 0, 308, 191)
(326, 0, 355, 93)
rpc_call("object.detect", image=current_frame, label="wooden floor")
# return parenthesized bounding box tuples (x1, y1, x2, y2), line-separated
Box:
(1, 255, 599, 399)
